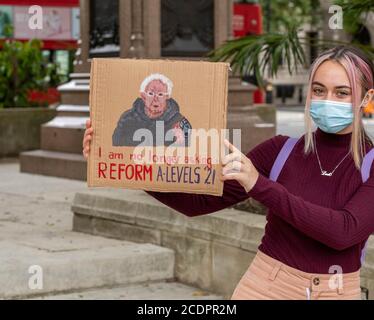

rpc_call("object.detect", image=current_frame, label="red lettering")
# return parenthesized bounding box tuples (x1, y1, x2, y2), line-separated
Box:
(144, 165, 152, 181)
(118, 164, 126, 180)
(98, 162, 107, 178)
(97, 162, 153, 181)
(135, 165, 143, 180)
(110, 163, 117, 180)
(125, 165, 134, 180)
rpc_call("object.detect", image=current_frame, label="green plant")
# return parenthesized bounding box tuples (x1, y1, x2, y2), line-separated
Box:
(262, 0, 321, 33)
(46, 62, 64, 88)
(209, 23, 307, 88)
(0, 29, 63, 108)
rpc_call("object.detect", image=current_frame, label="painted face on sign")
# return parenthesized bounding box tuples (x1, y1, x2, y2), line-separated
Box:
(141, 80, 169, 119)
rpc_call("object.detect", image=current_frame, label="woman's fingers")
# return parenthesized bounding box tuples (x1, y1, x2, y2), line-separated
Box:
(83, 130, 93, 147)
(222, 160, 243, 175)
(220, 172, 245, 182)
(85, 119, 91, 129)
(222, 139, 248, 165)
(224, 139, 242, 155)
(83, 133, 92, 147)
(83, 146, 90, 159)
(84, 127, 94, 137)
(83, 120, 93, 160)
(222, 152, 243, 165)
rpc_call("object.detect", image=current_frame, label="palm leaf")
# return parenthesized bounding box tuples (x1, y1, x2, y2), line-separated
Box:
(208, 24, 305, 88)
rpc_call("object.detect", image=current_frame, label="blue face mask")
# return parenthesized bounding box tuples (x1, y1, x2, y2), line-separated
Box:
(310, 100, 354, 134)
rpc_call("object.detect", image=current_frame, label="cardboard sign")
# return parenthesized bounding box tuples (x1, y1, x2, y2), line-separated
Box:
(88, 58, 229, 196)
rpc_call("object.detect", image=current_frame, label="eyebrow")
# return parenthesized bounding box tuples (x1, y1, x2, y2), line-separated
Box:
(312, 81, 351, 90)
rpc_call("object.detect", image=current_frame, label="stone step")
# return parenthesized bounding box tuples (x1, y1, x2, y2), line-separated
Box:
(58, 80, 89, 105)
(0, 222, 175, 299)
(56, 104, 90, 117)
(41, 126, 85, 154)
(27, 281, 224, 300)
(19, 150, 87, 181)
(69, 73, 90, 80)
(41, 116, 88, 154)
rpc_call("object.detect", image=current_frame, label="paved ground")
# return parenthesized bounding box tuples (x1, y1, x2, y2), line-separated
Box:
(0, 159, 222, 300)
(0, 158, 84, 231)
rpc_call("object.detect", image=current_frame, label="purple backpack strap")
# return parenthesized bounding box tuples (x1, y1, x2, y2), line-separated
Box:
(361, 148, 374, 183)
(360, 148, 374, 266)
(269, 137, 299, 182)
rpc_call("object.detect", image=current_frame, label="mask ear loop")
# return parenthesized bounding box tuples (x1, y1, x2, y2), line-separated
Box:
(360, 89, 374, 109)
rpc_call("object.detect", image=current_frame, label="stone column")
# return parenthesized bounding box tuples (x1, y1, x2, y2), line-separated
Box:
(119, 0, 132, 58)
(128, 0, 146, 58)
(74, 0, 90, 73)
(143, 0, 161, 58)
(215, 0, 232, 48)
(227, 0, 234, 41)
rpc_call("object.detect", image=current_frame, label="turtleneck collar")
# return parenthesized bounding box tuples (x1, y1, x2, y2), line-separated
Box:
(314, 127, 352, 147)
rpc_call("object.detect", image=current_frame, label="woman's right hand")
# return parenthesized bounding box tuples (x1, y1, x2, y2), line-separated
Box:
(83, 119, 93, 160)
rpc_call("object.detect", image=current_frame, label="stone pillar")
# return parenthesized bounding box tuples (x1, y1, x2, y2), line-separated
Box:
(74, 0, 90, 73)
(143, 0, 161, 58)
(119, 0, 132, 58)
(128, 0, 146, 58)
(215, 0, 232, 48)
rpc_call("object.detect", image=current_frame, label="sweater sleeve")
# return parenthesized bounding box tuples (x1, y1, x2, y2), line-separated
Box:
(146, 134, 289, 216)
(247, 172, 374, 251)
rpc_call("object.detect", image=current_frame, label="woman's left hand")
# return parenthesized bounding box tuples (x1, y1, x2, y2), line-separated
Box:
(220, 139, 259, 193)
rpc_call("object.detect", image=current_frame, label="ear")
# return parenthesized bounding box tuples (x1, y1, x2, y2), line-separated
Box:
(369, 89, 374, 102)
(140, 92, 146, 101)
(363, 89, 374, 106)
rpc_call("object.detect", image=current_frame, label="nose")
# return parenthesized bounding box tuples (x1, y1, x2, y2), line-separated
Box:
(326, 91, 337, 101)
(153, 95, 161, 102)
(325, 91, 333, 100)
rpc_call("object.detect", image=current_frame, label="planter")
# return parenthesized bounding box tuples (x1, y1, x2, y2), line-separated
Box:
(0, 107, 57, 157)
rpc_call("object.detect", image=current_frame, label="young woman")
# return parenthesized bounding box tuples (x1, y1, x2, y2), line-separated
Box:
(83, 46, 374, 300)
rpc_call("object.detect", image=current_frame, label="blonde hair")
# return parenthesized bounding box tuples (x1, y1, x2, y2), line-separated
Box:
(304, 46, 374, 170)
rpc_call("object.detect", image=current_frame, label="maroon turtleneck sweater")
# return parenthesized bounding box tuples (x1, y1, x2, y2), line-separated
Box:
(146, 127, 374, 274)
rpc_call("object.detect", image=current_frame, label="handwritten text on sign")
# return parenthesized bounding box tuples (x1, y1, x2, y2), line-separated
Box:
(96, 148, 216, 185)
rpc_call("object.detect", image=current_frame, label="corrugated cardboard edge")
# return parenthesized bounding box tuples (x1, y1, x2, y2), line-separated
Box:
(219, 62, 229, 196)
(87, 58, 97, 187)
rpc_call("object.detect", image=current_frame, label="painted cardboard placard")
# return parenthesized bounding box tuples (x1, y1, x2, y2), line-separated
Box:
(88, 58, 229, 196)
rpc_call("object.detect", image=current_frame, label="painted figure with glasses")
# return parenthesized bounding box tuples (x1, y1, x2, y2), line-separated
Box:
(112, 73, 192, 147)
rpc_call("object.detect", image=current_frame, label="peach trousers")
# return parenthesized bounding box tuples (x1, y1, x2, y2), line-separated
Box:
(231, 250, 362, 300)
